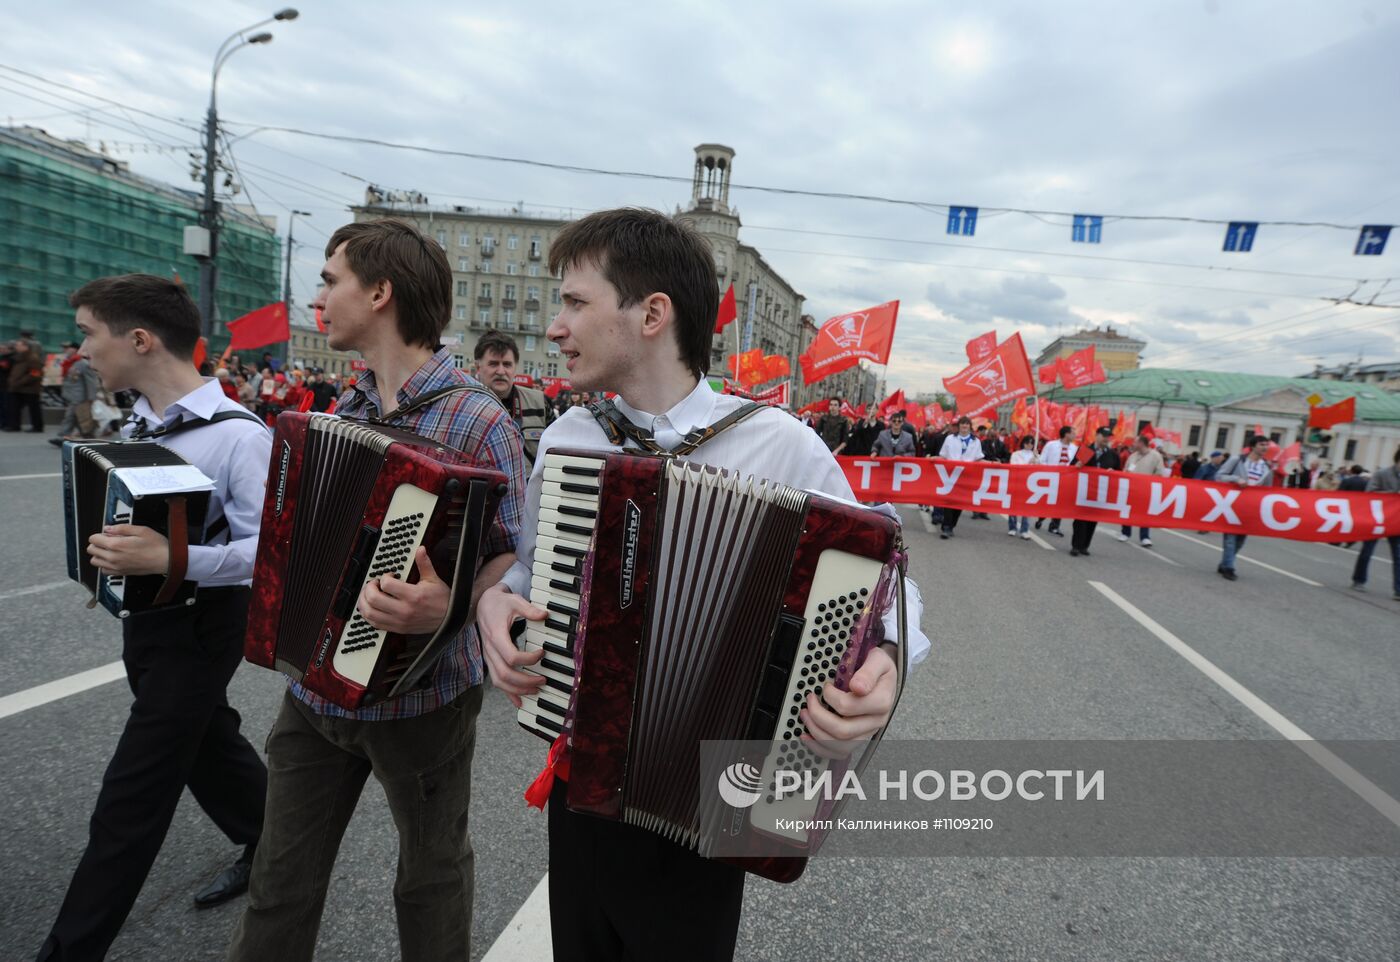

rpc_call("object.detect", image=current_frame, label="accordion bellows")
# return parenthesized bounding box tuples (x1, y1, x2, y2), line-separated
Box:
(244, 413, 509, 709)
(517, 448, 901, 882)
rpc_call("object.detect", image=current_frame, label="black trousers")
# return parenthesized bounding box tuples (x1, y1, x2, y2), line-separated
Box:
(942, 508, 963, 531)
(38, 586, 267, 962)
(548, 779, 745, 962)
(7, 391, 43, 431)
(1071, 519, 1098, 553)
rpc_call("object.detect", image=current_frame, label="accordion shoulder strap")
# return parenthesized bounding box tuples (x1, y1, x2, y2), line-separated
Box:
(368, 384, 499, 426)
(128, 408, 265, 440)
(585, 398, 766, 456)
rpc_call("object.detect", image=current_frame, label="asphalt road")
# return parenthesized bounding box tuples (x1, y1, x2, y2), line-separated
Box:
(1, 429, 1396, 961)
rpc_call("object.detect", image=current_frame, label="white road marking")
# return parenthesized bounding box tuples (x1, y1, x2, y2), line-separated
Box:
(1129, 544, 1181, 567)
(1321, 542, 1392, 566)
(997, 515, 1056, 550)
(0, 472, 61, 481)
(1089, 581, 1400, 831)
(0, 661, 125, 720)
(481, 872, 552, 961)
(1160, 530, 1323, 586)
(0, 580, 71, 602)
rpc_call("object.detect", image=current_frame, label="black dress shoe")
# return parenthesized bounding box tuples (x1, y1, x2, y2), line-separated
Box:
(194, 859, 251, 909)
(1069, 548, 1081, 557)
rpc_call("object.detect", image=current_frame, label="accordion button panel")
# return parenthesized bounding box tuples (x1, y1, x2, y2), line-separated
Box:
(517, 452, 605, 740)
(331, 483, 438, 688)
(748, 549, 887, 843)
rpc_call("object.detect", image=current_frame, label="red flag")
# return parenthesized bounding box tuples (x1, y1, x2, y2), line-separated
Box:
(1010, 396, 1031, 435)
(797, 398, 829, 418)
(965, 330, 997, 363)
(513, 373, 535, 386)
(925, 404, 948, 430)
(1155, 429, 1182, 448)
(1058, 346, 1107, 390)
(727, 348, 765, 387)
(798, 300, 899, 385)
(192, 336, 208, 372)
(1307, 397, 1355, 429)
(942, 333, 1036, 418)
(905, 404, 926, 432)
(714, 283, 738, 334)
(763, 355, 791, 381)
(314, 306, 326, 334)
(876, 388, 906, 419)
(1111, 410, 1135, 448)
(226, 302, 290, 352)
(840, 400, 859, 419)
(1038, 360, 1061, 385)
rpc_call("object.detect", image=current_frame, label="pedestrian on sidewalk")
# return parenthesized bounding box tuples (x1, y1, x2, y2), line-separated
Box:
(1214, 436, 1273, 580)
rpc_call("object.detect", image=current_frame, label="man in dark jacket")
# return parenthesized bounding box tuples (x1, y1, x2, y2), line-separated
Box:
(1070, 426, 1120, 557)
(6, 330, 45, 432)
(815, 399, 850, 453)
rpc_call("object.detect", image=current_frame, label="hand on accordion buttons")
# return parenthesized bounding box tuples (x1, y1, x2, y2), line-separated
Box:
(799, 645, 897, 760)
(477, 583, 548, 708)
(356, 546, 451, 635)
(87, 524, 170, 576)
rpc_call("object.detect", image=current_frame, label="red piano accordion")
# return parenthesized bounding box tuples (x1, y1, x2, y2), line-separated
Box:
(516, 447, 907, 883)
(245, 412, 509, 709)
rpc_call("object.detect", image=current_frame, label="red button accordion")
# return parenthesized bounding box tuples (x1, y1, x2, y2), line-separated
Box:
(516, 448, 904, 882)
(245, 412, 510, 709)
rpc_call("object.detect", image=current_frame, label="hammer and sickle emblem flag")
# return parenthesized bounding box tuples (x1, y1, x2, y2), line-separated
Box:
(943, 332, 1035, 418)
(798, 300, 899, 385)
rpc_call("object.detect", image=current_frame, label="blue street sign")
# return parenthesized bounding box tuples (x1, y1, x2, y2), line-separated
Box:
(1355, 225, 1391, 256)
(1072, 214, 1103, 244)
(1223, 221, 1258, 252)
(947, 206, 978, 236)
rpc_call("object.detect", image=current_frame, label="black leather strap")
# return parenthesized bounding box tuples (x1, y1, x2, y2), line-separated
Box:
(585, 398, 767, 456)
(128, 408, 265, 440)
(367, 384, 498, 426)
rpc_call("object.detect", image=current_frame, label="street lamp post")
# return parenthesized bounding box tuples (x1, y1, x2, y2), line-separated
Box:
(196, 8, 299, 340)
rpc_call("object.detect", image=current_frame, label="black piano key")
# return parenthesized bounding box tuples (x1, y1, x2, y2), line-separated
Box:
(562, 465, 602, 477)
(547, 600, 579, 617)
(549, 576, 582, 593)
(559, 504, 598, 519)
(550, 559, 582, 576)
(542, 639, 573, 659)
(541, 656, 575, 676)
(560, 481, 600, 495)
(545, 617, 573, 634)
(536, 697, 566, 717)
(543, 676, 572, 695)
(530, 714, 564, 734)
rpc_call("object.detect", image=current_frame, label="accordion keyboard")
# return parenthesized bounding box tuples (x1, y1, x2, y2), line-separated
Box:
(517, 453, 605, 739)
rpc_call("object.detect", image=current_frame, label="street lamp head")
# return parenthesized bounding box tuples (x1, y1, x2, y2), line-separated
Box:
(274, 8, 299, 20)
(293, 209, 311, 217)
(248, 32, 274, 44)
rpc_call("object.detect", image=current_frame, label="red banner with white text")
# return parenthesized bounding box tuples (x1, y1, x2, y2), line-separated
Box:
(836, 458, 1400, 541)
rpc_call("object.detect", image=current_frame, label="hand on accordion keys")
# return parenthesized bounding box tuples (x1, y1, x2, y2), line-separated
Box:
(799, 642, 899, 760)
(355, 546, 453, 636)
(477, 582, 548, 708)
(86, 524, 170, 577)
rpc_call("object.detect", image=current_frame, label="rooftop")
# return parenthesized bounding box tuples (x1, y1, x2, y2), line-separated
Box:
(1039, 367, 1400, 423)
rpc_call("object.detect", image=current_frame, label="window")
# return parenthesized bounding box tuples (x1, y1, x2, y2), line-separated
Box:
(502, 310, 515, 328)
(505, 262, 517, 275)
(458, 232, 471, 247)
(435, 230, 447, 248)
(482, 236, 495, 252)
(452, 353, 467, 369)
(457, 281, 470, 297)
(507, 235, 519, 250)
(505, 284, 516, 300)
(1269, 430, 1283, 443)
(551, 288, 561, 305)
(478, 309, 492, 326)
(525, 311, 537, 327)
(528, 264, 540, 277)
(527, 285, 540, 301)
(1344, 439, 1358, 461)
(480, 283, 491, 298)
(524, 335, 537, 352)
(1214, 426, 1230, 450)
(529, 238, 542, 257)
(458, 257, 469, 271)
(454, 305, 465, 320)
(546, 341, 560, 357)
(547, 362, 559, 376)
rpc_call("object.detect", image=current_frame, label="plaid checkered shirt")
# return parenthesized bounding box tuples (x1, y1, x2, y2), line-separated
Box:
(288, 348, 526, 720)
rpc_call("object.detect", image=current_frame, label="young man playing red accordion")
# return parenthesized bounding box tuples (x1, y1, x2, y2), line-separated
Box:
(478, 208, 928, 962)
(227, 220, 527, 962)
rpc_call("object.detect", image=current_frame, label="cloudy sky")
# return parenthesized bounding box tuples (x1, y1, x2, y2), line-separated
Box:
(2, 0, 1397, 393)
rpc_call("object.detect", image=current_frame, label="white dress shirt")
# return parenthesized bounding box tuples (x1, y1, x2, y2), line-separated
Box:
(501, 379, 929, 665)
(1010, 449, 1037, 466)
(938, 432, 983, 462)
(1038, 439, 1078, 466)
(124, 378, 272, 586)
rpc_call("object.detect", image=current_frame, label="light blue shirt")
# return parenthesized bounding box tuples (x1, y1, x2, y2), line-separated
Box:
(124, 379, 272, 586)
